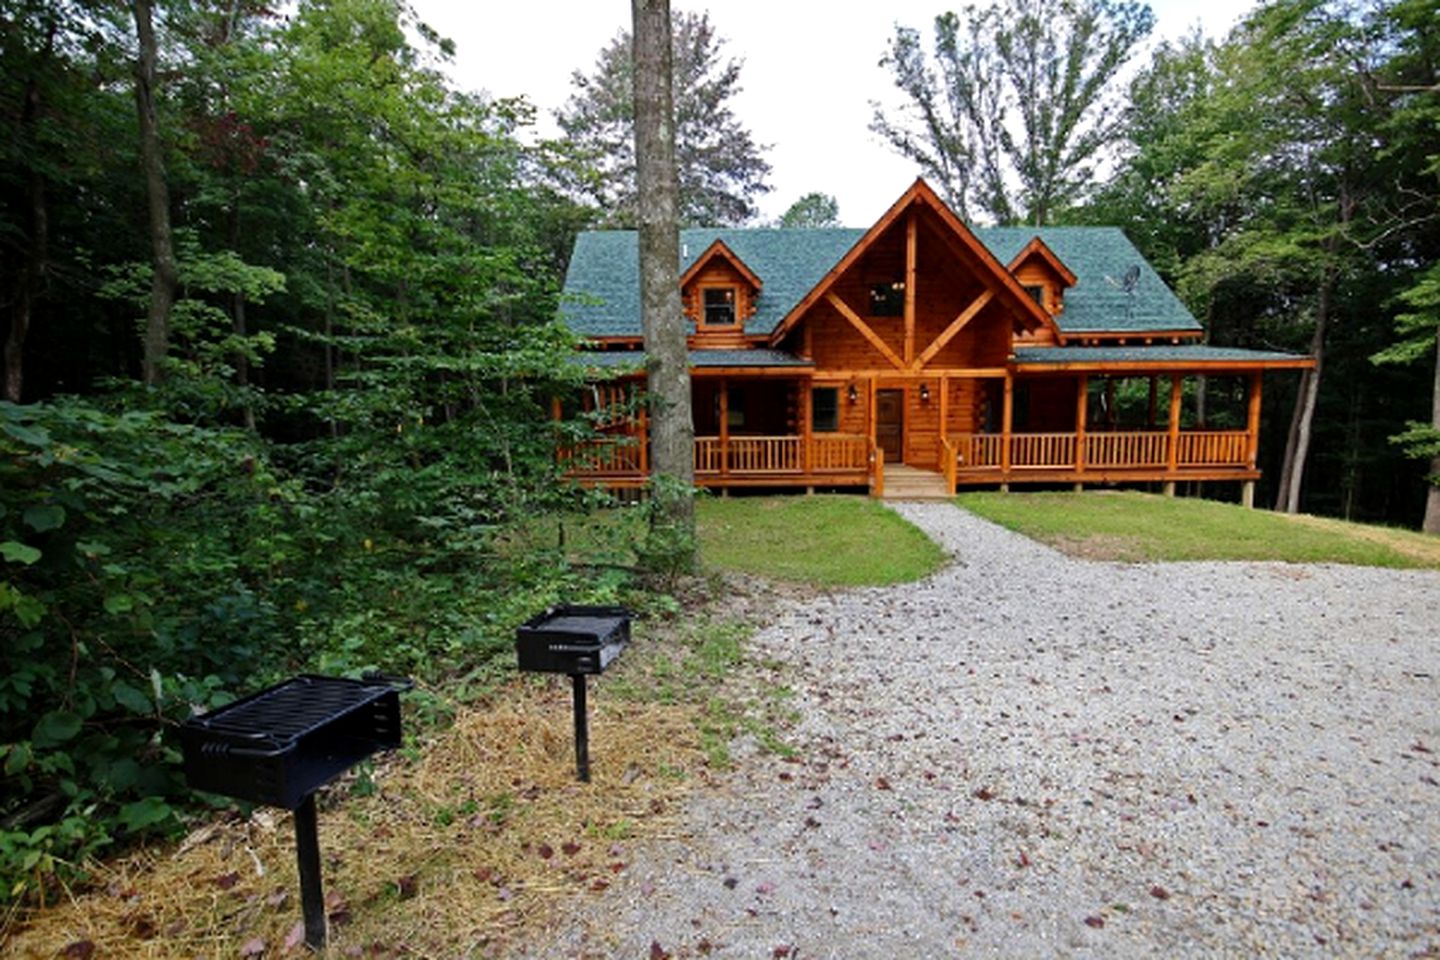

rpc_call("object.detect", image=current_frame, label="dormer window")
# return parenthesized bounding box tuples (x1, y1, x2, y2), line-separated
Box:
(703, 287, 737, 326)
(1024, 284, 1046, 308)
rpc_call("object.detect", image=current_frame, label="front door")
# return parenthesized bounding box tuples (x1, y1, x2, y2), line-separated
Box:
(876, 389, 904, 464)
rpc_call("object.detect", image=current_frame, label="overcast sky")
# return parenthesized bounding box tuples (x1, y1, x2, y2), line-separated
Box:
(406, 0, 1257, 226)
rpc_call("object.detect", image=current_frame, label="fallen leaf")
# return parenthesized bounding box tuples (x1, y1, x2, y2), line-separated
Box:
(60, 942, 95, 959)
(396, 874, 418, 900)
(562, 841, 582, 856)
(697, 938, 714, 955)
(537, 843, 554, 860)
(722, 877, 739, 890)
(756, 882, 776, 896)
(215, 871, 241, 890)
(973, 787, 995, 801)
(649, 941, 670, 960)
(240, 936, 266, 956)
(283, 922, 306, 952)
(1016, 849, 1031, 868)
(773, 946, 793, 958)
(876, 776, 893, 791)
(1084, 916, 1105, 929)
(609, 861, 626, 873)
(1150, 885, 1171, 900)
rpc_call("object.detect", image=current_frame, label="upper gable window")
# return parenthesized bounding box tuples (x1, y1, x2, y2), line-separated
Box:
(1024, 284, 1046, 308)
(703, 287, 737, 326)
(869, 282, 905, 317)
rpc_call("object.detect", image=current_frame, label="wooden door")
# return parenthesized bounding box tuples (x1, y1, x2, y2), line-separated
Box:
(876, 389, 904, 464)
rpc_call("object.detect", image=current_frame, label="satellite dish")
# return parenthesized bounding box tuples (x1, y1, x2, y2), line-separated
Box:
(1121, 264, 1141, 293)
(1104, 265, 1142, 321)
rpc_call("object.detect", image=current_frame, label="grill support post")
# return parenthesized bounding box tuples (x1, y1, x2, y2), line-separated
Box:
(294, 793, 327, 950)
(572, 673, 590, 783)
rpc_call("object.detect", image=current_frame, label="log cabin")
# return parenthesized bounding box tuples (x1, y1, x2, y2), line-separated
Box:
(557, 179, 1312, 502)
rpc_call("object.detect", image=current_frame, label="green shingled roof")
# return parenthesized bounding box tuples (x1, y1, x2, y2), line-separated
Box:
(1013, 345, 1306, 366)
(560, 225, 1203, 339)
(572, 348, 812, 372)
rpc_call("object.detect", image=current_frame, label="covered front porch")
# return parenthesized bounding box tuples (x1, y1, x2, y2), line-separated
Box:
(558, 347, 1312, 501)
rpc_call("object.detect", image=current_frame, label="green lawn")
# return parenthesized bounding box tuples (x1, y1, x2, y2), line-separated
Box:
(698, 495, 948, 586)
(956, 490, 1440, 569)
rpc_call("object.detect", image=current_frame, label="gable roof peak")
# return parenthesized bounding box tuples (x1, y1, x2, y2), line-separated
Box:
(679, 237, 764, 291)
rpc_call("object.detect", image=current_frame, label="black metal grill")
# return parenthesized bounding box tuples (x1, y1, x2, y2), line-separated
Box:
(516, 605, 630, 781)
(181, 674, 402, 810)
(180, 674, 408, 950)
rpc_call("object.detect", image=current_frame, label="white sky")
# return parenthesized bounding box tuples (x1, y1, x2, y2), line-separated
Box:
(406, 0, 1256, 226)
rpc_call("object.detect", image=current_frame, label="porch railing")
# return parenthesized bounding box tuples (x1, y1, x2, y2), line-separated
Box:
(694, 434, 870, 475)
(952, 429, 1251, 472)
(557, 436, 643, 475)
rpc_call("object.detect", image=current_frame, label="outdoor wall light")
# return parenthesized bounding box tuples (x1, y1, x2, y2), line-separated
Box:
(847, 383, 858, 403)
(919, 383, 931, 402)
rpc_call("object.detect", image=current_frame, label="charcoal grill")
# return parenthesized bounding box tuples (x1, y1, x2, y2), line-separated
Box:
(516, 605, 630, 782)
(180, 674, 408, 950)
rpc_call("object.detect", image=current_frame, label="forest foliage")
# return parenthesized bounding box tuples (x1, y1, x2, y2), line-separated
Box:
(0, 0, 1437, 903)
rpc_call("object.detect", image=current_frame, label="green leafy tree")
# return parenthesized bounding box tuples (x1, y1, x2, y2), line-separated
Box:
(873, 0, 1154, 225)
(555, 10, 772, 227)
(777, 192, 841, 228)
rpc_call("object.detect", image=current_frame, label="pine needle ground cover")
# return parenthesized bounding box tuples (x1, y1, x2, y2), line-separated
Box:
(957, 491, 1440, 568)
(1, 626, 724, 958)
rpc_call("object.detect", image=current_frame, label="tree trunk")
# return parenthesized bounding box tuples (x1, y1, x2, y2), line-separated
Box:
(1425, 328, 1440, 535)
(229, 200, 255, 429)
(132, 0, 178, 386)
(4, 74, 49, 403)
(632, 0, 695, 535)
(1275, 268, 1331, 514)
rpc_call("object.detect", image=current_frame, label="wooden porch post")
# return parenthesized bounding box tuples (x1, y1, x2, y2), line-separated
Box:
(718, 378, 729, 481)
(1075, 374, 1088, 482)
(638, 399, 649, 475)
(939, 373, 950, 442)
(868, 374, 877, 440)
(1165, 374, 1182, 496)
(1001, 372, 1014, 482)
(800, 379, 813, 485)
(1243, 372, 1263, 509)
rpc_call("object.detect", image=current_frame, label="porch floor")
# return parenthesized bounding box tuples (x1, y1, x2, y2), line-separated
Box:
(881, 465, 951, 501)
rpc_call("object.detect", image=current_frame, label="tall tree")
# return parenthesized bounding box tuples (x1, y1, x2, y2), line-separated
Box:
(777, 191, 841, 228)
(1369, 0, 1440, 533)
(632, 0, 696, 553)
(556, 10, 770, 227)
(131, 0, 178, 386)
(873, 0, 1154, 225)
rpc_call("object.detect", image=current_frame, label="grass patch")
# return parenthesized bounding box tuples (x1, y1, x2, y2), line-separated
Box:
(698, 495, 947, 586)
(502, 494, 948, 588)
(956, 490, 1440, 568)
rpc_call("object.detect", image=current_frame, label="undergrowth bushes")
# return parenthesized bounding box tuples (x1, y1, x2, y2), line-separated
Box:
(0, 396, 629, 903)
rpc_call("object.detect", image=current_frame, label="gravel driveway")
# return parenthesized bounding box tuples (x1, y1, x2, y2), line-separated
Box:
(524, 502, 1440, 958)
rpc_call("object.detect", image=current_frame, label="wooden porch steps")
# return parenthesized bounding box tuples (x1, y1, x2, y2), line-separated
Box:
(881, 465, 951, 501)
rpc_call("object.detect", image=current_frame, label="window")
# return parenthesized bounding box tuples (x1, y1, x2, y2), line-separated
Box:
(703, 287, 737, 326)
(1024, 284, 1046, 309)
(811, 387, 839, 432)
(869, 282, 905, 317)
